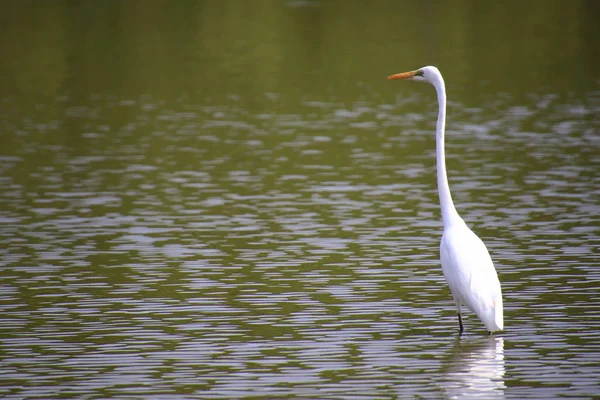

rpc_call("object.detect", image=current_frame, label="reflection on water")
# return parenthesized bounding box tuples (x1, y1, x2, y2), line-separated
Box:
(440, 337, 505, 399)
(1, 0, 599, 398)
(0, 89, 598, 398)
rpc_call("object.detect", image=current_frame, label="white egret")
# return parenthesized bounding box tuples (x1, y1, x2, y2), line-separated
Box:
(388, 66, 503, 334)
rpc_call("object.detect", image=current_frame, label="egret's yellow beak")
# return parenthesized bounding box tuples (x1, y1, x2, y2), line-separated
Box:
(387, 70, 416, 80)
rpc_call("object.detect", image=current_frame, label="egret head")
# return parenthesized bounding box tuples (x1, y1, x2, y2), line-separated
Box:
(387, 66, 441, 84)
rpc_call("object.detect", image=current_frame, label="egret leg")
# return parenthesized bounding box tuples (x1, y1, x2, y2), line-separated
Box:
(454, 298, 463, 334)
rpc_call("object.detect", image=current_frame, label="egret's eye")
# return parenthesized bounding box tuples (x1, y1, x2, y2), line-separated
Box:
(415, 70, 424, 77)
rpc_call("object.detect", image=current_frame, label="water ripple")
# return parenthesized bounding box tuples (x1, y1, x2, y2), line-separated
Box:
(0, 89, 599, 398)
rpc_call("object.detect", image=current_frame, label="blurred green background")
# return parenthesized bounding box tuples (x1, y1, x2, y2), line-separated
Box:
(1, 0, 597, 108)
(0, 2, 599, 397)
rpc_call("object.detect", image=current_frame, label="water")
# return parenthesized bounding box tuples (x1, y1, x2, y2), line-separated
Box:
(1, 1, 599, 398)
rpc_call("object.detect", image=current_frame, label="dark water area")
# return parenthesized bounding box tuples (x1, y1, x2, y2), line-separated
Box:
(0, 1, 599, 398)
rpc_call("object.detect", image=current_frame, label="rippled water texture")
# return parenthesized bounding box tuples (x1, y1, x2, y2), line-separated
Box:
(1, 1, 599, 398)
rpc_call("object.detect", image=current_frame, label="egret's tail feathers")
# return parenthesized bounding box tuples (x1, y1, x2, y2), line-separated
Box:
(493, 295, 504, 331)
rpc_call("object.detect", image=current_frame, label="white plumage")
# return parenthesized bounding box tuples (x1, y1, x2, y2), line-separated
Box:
(388, 66, 504, 334)
(441, 220, 504, 332)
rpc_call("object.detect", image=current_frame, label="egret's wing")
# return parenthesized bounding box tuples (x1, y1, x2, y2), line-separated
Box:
(440, 224, 503, 329)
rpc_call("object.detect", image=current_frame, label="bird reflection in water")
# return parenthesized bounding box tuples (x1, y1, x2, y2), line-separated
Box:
(438, 336, 505, 399)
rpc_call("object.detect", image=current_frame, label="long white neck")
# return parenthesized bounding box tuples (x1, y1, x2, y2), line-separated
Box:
(431, 73, 461, 226)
